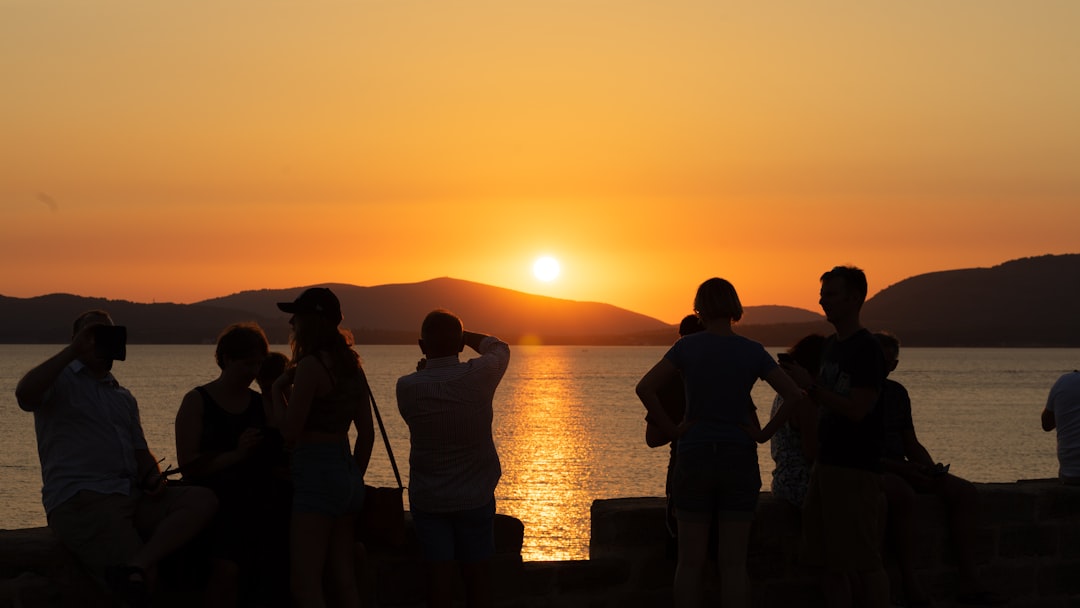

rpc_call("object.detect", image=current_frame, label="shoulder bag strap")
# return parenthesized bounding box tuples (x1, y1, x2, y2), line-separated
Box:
(360, 368, 404, 489)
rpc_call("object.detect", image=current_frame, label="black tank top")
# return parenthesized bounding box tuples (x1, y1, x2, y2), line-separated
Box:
(193, 386, 284, 488)
(195, 385, 266, 453)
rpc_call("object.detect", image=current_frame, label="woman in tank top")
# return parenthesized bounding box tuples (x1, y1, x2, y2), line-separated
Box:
(175, 322, 290, 608)
(270, 287, 374, 608)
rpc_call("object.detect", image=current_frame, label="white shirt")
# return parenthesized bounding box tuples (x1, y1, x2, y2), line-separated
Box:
(32, 361, 148, 514)
(1047, 370, 1080, 478)
(396, 336, 510, 512)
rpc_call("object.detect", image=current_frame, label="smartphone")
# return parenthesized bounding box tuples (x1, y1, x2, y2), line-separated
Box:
(93, 325, 128, 361)
(777, 353, 795, 364)
(931, 463, 951, 477)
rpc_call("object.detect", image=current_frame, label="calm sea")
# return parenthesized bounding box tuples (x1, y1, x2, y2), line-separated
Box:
(1, 344, 1076, 561)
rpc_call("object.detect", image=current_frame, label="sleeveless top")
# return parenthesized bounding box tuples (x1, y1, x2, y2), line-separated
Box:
(302, 356, 368, 435)
(769, 394, 810, 508)
(193, 386, 283, 488)
(196, 386, 265, 453)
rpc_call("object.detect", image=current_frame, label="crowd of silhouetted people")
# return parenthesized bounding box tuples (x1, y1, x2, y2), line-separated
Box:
(636, 267, 1028, 608)
(16, 288, 509, 608)
(15, 267, 1077, 608)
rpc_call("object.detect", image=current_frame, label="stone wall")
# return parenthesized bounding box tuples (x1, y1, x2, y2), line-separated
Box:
(586, 480, 1080, 608)
(2, 480, 1078, 607)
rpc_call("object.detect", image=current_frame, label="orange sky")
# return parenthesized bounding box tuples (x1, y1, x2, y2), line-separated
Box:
(3, 1, 1078, 324)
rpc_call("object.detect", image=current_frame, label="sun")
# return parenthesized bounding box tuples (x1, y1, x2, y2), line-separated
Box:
(532, 256, 561, 282)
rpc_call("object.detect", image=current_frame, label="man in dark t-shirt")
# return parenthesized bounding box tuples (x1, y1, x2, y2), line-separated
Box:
(816, 331, 886, 471)
(781, 266, 888, 608)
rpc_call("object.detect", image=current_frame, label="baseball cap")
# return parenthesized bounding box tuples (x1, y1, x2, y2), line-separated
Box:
(277, 287, 343, 323)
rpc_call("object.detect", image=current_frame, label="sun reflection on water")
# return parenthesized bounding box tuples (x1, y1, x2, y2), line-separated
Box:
(494, 347, 595, 562)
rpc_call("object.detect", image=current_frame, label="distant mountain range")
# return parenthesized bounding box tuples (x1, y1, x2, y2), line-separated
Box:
(862, 254, 1080, 347)
(1, 254, 1077, 346)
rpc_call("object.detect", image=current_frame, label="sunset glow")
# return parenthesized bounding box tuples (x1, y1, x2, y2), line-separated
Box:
(533, 257, 561, 283)
(2, 2, 1078, 323)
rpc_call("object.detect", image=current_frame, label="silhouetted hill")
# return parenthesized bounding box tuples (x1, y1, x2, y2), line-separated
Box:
(733, 305, 820, 326)
(200, 278, 670, 344)
(863, 254, 1080, 346)
(0, 294, 276, 344)
(201, 280, 823, 344)
(3, 256, 1077, 346)
(0, 279, 675, 345)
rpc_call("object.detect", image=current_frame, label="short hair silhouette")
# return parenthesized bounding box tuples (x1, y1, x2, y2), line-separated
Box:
(71, 309, 110, 338)
(820, 265, 868, 303)
(787, 333, 827, 373)
(214, 323, 269, 369)
(693, 278, 743, 322)
(421, 309, 464, 354)
(679, 314, 706, 337)
(258, 351, 289, 388)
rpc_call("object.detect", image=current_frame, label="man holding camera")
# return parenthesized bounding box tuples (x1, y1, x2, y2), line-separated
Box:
(15, 310, 217, 606)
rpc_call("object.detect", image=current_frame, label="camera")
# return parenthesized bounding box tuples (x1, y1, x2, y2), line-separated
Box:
(93, 325, 128, 361)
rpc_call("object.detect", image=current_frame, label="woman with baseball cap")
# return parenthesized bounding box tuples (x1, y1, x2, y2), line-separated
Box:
(271, 287, 374, 608)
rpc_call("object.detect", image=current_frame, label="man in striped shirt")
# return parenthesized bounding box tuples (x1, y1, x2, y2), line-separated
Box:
(396, 309, 511, 608)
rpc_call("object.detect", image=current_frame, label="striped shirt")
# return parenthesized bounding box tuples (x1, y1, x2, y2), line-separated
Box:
(396, 336, 510, 513)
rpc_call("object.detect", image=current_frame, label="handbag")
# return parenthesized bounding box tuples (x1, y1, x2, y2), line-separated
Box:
(357, 379, 407, 548)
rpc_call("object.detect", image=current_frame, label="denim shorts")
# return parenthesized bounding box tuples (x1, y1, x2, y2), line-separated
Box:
(411, 499, 496, 562)
(672, 442, 761, 522)
(291, 442, 365, 516)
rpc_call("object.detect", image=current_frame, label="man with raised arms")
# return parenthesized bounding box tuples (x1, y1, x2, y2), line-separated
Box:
(15, 310, 217, 607)
(396, 309, 511, 608)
